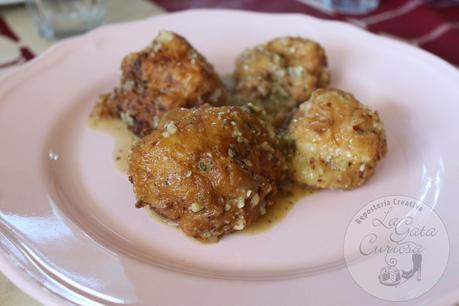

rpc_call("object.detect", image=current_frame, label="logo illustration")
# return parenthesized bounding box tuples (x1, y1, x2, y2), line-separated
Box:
(344, 196, 449, 301)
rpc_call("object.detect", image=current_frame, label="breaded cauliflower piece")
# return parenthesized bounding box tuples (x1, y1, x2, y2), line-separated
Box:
(94, 31, 228, 137)
(129, 105, 285, 241)
(234, 36, 330, 127)
(288, 89, 387, 190)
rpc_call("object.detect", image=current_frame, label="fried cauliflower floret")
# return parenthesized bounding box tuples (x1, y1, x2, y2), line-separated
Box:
(234, 36, 330, 126)
(93, 31, 227, 137)
(129, 105, 285, 241)
(288, 89, 387, 190)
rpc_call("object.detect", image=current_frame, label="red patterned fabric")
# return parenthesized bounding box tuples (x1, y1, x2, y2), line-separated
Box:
(0, 47, 34, 69)
(0, 15, 19, 42)
(150, 0, 459, 66)
(0, 15, 36, 71)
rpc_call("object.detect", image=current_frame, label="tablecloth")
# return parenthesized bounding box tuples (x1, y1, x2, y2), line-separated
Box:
(0, 0, 458, 304)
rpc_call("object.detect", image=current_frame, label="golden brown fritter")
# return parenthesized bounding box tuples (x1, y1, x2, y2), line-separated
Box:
(94, 31, 228, 137)
(233, 36, 330, 127)
(288, 89, 387, 190)
(129, 105, 285, 241)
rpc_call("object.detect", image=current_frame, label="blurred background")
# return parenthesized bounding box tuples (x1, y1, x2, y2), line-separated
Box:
(0, 0, 458, 79)
(0, 0, 458, 304)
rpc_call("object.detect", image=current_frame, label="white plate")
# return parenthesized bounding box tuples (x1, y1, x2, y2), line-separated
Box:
(0, 10, 458, 306)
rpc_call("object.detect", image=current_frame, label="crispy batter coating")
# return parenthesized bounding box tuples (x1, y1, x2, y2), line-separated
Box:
(94, 31, 228, 137)
(234, 36, 330, 127)
(288, 89, 387, 190)
(129, 105, 285, 241)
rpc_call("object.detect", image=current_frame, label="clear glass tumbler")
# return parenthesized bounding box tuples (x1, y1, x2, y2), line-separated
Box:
(26, 0, 107, 41)
(300, 0, 379, 15)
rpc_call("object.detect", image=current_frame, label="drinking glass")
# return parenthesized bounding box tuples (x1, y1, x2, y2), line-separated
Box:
(26, 0, 107, 41)
(300, 0, 379, 14)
